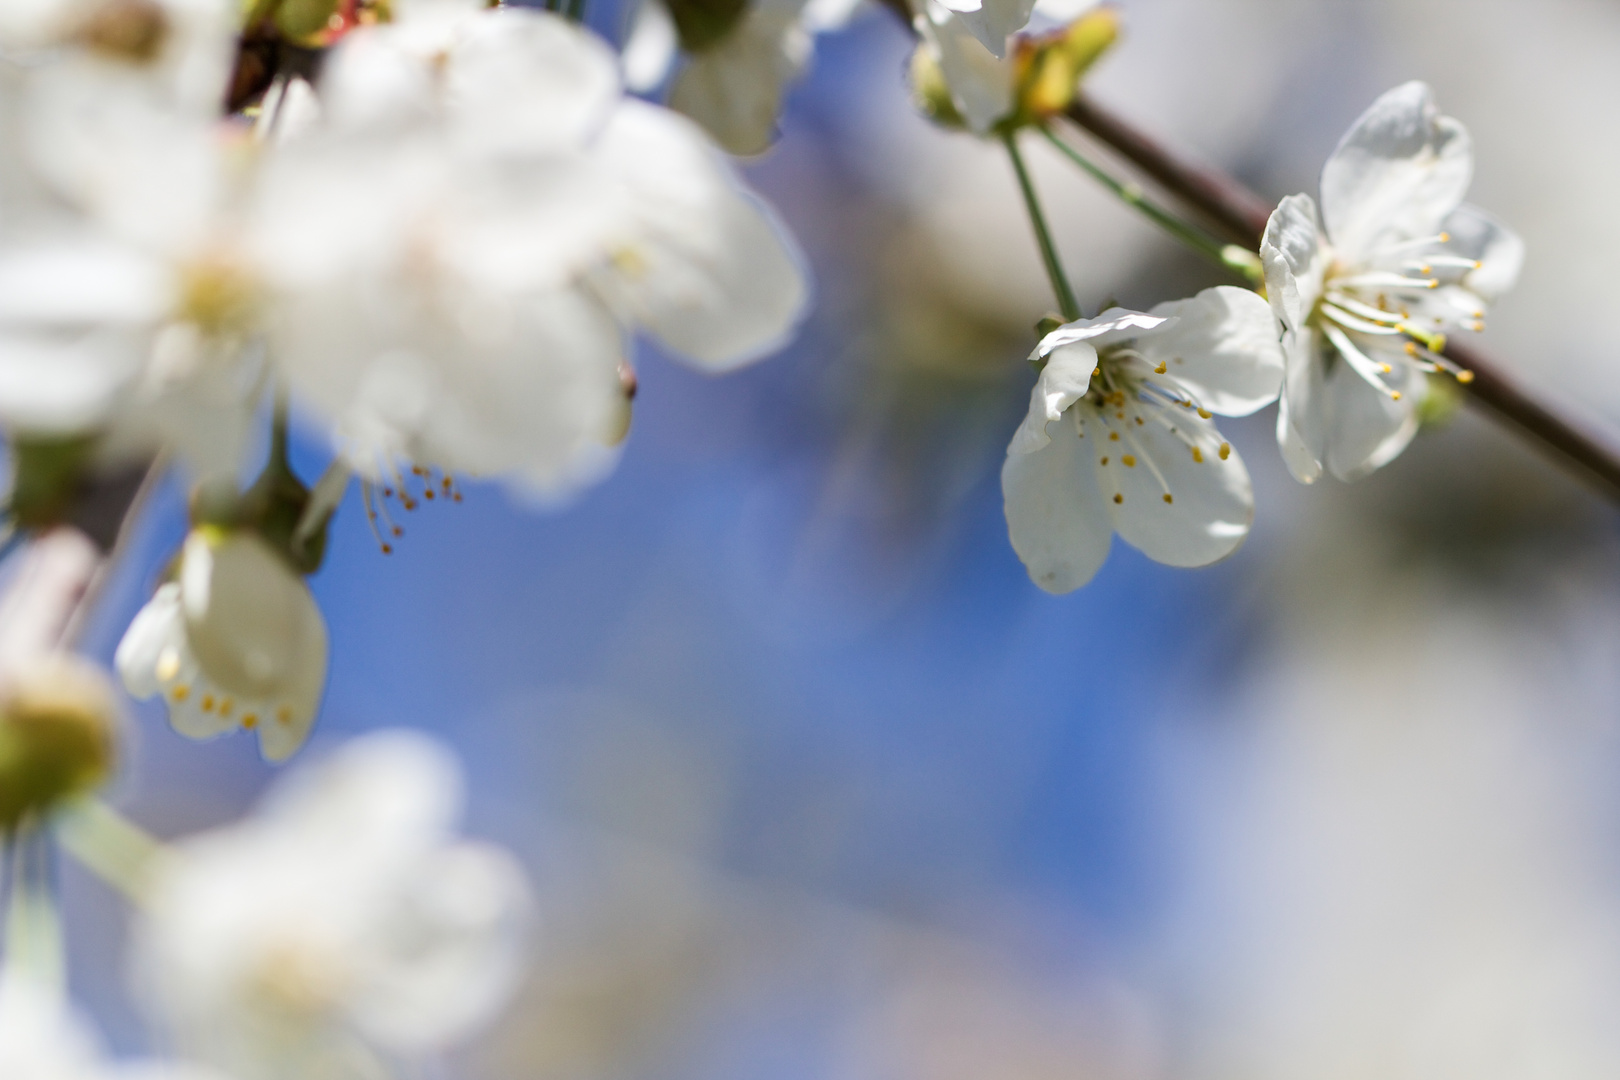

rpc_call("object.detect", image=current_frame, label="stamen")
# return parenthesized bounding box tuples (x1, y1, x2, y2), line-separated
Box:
(1336, 272, 1439, 291)
(1321, 303, 1402, 337)
(1323, 324, 1402, 400)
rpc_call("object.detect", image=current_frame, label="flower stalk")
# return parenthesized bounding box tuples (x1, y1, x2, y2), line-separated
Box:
(1003, 130, 1082, 321)
(1060, 91, 1620, 505)
(1038, 125, 1261, 283)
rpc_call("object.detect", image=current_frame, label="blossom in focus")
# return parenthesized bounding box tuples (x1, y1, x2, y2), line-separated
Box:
(253, 1, 809, 497)
(911, 0, 1036, 132)
(130, 730, 533, 1080)
(1260, 81, 1524, 483)
(1002, 287, 1283, 593)
(115, 529, 328, 762)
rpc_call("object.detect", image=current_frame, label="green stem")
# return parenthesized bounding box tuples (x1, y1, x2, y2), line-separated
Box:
(1003, 130, 1081, 322)
(564, 0, 588, 20)
(4, 825, 64, 992)
(54, 800, 165, 905)
(1039, 125, 1262, 284)
(269, 384, 291, 477)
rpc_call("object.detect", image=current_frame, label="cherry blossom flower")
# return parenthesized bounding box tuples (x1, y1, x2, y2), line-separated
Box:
(115, 529, 328, 763)
(130, 730, 533, 1080)
(911, 0, 1036, 132)
(1002, 287, 1283, 592)
(1260, 81, 1524, 483)
(254, 2, 808, 497)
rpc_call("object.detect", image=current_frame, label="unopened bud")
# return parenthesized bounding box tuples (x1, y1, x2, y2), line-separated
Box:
(0, 656, 119, 832)
(1013, 6, 1120, 122)
(908, 43, 967, 130)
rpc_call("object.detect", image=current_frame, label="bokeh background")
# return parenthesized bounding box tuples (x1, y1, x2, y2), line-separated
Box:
(61, 1, 1620, 1076)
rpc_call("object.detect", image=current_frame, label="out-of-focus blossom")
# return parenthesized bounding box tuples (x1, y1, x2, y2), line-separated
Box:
(254, 2, 808, 496)
(1261, 81, 1523, 483)
(1002, 287, 1282, 592)
(116, 529, 328, 763)
(131, 730, 533, 1080)
(0, 0, 257, 477)
(0, 974, 229, 1080)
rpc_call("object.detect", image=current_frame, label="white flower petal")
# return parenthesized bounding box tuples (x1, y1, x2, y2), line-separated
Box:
(592, 100, 810, 370)
(1260, 193, 1325, 332)
(929, 0, 1035, 56)
(1319, 81, 1472, 261)
(621, 0, 678, 92)
(1001, 410, 1111, 593)
(1322, 343, 1424, 482)
(916, 6, 1011, 133)
(1275, 329, 1328, 485)
(1099, 407, 1253, 568)
(1439, 203, 1524, 302)
(1033, 309, 1169, 358)
(1009, 340, 1096, 454)
(116, 583, 186, 701)
(1140, 286, 1283, 417)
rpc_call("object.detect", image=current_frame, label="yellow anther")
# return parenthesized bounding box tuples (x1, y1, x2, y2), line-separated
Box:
(242, 714, 258, 730)
(1154, 362, 1167, 374)
(1162, 493, 1173, 504)
(1426, 280, 1438, 289)
(1438, 232, 1450, 242)
(1191, 447, 1204, 463)
(1134, 416, 1144, 425)
(1472, 260, 1482, 269)
(1391, 391, 1402, 400)
(171, 685, 190, 703)
(276, 707, 293, 725)
(1218, 442, 1231, 460)
(1404, 342, 1418, 356)
(1122, 455, 1136, 467)
(1100, 456, 1109, 465)
(1196, 408, 1211, 419)
(1418, 263, 1431, 274)
(1109, 432, 1119, 441)
(1456, 370, 1475, 384)
(156, 648, 180, 683)
(218, 698, 233, 718)
(1380, 363, 1393, 374)
(1112, 493, 1123, 504)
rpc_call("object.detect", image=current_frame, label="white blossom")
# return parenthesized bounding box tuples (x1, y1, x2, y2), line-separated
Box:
(130, 730, 533, 1080)
(115, 529, 328, 763)
(1003, 287, 1283, 593)
(0, 0, 257, 477)
(911, 0, 1037, 132)
(254, 2, 809, 497)
(1261, 81, 1524, 483)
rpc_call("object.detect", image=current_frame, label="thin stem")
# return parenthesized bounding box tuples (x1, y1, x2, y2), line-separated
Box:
(4, 826, 64, 992)
(1040, 125, 1261, 283)
(55, 800, 165, 904)
(564, 0, 588, 21)
(1003, 130, 1081, 322)
(1061, 91, 1620, 506)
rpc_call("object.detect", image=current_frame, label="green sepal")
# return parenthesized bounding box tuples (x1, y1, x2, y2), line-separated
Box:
(666, 0, 748, 53)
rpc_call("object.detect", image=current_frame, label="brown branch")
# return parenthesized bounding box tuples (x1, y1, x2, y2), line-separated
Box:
(1063, 92, 1620, 505)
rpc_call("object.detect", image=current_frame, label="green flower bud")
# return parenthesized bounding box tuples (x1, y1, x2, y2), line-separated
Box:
(0, 656, 120, 833)
(1012, 6, 1119, 123)
(909, 42, 967, 130)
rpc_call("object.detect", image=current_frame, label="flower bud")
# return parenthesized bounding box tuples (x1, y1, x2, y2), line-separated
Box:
(1013, 6, 1119, 122)
(908, 42, 967, 131)
(0, 656, 119, 832)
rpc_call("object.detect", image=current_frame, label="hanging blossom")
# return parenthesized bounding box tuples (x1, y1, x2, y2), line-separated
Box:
(0, 974, 231, 1080)
(911, 0, 1036, 132)
(115, 529, 328, 762)
(623, 0, 863, 155)
(0, 0, 261, 477)
(251, 0, 810, 501)
(129, 730, 533, 1080)
(1003, 286, 1283, 593)
(1261, 81, 1524, 483)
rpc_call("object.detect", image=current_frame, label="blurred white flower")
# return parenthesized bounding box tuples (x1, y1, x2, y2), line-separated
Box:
(256, 3, 808, 495)
(131, 730, 533, 1080)
(666, 0, 813, 156)
(0, 0, 257, 476)
(116, 529, 328, 763)
(0, 974, 228, 1080)
(1261, 81, 1524, 483)
(1003, 287, 1282, 592)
